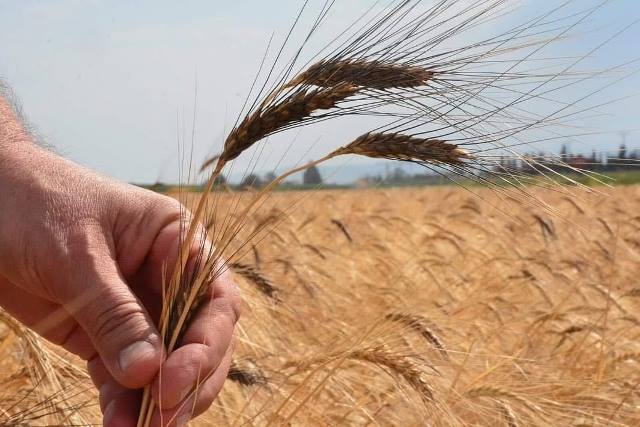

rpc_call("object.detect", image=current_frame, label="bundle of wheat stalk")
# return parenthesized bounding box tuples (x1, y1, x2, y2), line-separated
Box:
(135, 0, 637, 425)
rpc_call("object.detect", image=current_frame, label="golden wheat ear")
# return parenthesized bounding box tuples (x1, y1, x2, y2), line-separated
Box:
(0, 310, 92, 426)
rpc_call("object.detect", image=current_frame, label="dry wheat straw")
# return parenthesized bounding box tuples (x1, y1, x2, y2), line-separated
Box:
(466, 386, 540, 414)
(385, 313, 449, 360)
(0, 310, 87, 425)
(499, 402, 520, 427)
(350, 345, 435, 404)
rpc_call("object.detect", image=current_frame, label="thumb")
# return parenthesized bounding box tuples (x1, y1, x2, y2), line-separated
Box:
(59, 235, 164, 389)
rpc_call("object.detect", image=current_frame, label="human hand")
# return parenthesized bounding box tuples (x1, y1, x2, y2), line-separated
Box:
(0, 104, 240, 426)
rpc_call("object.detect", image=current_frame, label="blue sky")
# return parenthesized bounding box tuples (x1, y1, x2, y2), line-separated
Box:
(1, 0, 639, 184)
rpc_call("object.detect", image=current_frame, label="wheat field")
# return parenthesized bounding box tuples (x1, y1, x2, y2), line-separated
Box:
(2, 184, 639, 426)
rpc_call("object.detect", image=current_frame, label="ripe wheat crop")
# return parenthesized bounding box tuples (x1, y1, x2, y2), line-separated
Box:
(1, 0, 639, 426)
(3, 186, 640, 425)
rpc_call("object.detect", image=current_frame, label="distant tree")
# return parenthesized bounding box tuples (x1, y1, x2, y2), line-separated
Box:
(589, 150, 598, 171)
(303, 164, 323, 185)
(365, 174, 383, 185)
(497, 155, 506, 171)
(195, 174, 226, 191)
(240, 173, 262, 189)
(390, 166, 407, 183)
(263, 171, 277, 184)
(619, 143, 629, 170)
(520, 152, 536, 174)
(148, 182, 169, 193)
(560, 144, 568, 161)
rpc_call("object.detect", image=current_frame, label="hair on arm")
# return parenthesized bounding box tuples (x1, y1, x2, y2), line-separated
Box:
(0, 78, 48, 148)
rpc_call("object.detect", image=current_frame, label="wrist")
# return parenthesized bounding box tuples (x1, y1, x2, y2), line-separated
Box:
(0, 135, 42, 257)
(0, 99, 51, 260)
(0, 96, 32, 149)
(0, 131, 43, 186)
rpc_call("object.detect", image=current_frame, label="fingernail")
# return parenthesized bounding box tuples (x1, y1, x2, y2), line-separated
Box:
(103, 400, 116, 426)
(177, 412, 191, 427)
(118, 340, 157, 372)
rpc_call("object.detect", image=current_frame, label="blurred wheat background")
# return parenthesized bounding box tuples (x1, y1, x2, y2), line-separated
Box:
(2, 184, 640, 426)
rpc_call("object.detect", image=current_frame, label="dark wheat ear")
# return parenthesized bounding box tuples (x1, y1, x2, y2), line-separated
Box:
(228, 359, 268, 387)
(334, 132, 471, 167)
(199, 154, 220, 173)
(385, 313, 449, 360)
(286, 59, 434, 90)
(230, 262, 281, 302)
(257, 133, 473, 195)
(220, 82, 359, 163)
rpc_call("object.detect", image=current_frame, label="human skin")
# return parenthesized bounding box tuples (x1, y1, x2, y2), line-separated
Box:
(0, 95, 240, 426)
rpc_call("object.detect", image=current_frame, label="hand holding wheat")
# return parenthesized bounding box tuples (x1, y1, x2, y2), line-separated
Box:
(0, 96, 240, 426)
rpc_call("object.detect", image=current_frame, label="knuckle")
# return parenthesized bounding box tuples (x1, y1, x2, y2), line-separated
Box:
(154, 196, 191, 221)
(217, 295, 241, 327)
(90, 297, 147, 345)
